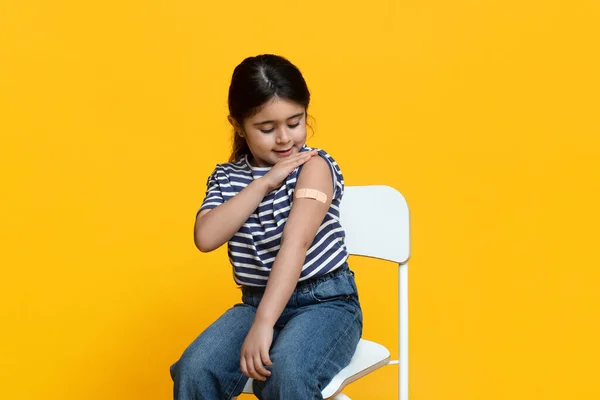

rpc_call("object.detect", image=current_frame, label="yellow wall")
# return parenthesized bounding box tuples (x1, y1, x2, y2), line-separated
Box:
(2, 1, 599, 399)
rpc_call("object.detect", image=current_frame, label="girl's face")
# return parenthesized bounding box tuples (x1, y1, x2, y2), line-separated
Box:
(231, 97, 307, 167)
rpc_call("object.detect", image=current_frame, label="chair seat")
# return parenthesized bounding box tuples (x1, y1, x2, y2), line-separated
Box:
(240, 339, 391, 398)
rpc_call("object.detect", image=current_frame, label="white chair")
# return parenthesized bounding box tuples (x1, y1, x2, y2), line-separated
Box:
(235, 185, 410, 399)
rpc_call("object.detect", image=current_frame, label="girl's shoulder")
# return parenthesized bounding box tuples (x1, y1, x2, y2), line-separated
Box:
(302, 145, 343, 171)
(301, 145, 340, 164)
(298, 145, 344, 199)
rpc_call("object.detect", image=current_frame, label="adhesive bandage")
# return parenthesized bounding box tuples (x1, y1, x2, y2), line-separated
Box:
(295, 188, 328, 203)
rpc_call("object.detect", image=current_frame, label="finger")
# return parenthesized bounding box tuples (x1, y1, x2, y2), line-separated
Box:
(240, 356, 248, 378)
(277, 153, 307, 168)
(244, 355, 257, 380)
(296, 152, 313, 161)
(279, 151, 314, 172)
(293, 150, 316, 160)
(297, 155, 313, 165)
(287, 154, 308, 163)
(253, 353, 270, 379)
(247, 354, 263, 381)
(260, 347, 273, 367)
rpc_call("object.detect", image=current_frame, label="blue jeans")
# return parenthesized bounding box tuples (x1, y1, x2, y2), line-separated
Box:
(170, 263, 363, 400)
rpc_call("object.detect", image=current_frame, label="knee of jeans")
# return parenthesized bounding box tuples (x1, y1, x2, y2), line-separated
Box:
(169, 361, 178, 381)
(266, 362, 316, 392)
(171, 354, 215, 384)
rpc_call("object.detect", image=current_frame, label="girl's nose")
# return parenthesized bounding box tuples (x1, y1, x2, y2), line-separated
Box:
(276, 128, 291, 144)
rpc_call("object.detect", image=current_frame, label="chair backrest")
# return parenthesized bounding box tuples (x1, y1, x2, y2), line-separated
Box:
(339, 185, 410, 263)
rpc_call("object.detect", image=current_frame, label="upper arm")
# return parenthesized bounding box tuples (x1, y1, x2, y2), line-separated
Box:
(195, 166, 224, 223)
(196, 208, 211, 222)
(198, 167, 225, 214)
(194, 167, 223, 249)
(281, 156, 334, 249)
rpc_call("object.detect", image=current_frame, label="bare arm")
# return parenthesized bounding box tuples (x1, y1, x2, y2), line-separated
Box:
(194, 150, 318, 252)
(255, 156, 334, 325)
(194, 178, 271, 252)
(239, 155, 336, 380)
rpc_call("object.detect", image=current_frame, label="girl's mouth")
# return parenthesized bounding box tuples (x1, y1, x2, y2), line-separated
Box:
(274, 148, 293, 157)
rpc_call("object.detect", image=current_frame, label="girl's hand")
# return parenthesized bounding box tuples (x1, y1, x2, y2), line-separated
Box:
(262, 150, 318, 191)
(240, 321, 274, 381)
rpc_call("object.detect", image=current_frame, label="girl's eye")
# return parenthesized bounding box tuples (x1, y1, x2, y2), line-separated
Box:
(260, 122, 301, 134)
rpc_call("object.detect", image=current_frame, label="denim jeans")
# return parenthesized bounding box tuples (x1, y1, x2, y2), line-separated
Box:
(170, 263, 363, 400)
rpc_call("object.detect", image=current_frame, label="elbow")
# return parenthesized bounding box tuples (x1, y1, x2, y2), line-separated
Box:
(194, 228, 216, 253)
(195, 240, 214, 253)
(194, 213, 217, 253)
(195, 240, 213, 253)
(194, 234, 215, 253)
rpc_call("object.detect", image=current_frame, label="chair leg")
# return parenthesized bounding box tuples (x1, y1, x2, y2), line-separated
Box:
(399, 262, 409, 400)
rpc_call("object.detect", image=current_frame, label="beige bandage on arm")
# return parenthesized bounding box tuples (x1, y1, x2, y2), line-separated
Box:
(295, 188, 328, 203)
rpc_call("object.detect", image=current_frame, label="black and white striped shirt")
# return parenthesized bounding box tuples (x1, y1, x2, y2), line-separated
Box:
(198, 145, 348, 286)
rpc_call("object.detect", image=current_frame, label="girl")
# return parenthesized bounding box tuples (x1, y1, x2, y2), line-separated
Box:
(170, 54, 362, 400)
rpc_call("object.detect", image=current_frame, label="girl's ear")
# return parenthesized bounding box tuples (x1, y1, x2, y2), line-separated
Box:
(227, 115, 244, 137)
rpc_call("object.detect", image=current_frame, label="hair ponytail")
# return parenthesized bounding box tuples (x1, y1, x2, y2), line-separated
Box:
(230, 132, 250, 163)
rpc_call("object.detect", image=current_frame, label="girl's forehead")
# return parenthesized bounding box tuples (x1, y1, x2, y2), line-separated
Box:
(250, 97, 305, 122)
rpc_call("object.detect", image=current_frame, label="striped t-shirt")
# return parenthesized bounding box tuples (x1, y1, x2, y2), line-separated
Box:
(198, 145, 348, 287)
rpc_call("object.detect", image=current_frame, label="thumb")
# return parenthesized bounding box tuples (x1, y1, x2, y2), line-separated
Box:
(261, 347, 272, 366)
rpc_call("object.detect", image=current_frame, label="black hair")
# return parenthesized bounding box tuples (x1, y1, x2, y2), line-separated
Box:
(227, 54, 311, 162)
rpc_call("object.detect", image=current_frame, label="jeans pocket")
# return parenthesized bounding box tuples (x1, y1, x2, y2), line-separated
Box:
(311, 274, 356, 303)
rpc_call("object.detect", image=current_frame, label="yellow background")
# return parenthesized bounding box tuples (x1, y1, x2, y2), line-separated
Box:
(1, 1, 599, 399)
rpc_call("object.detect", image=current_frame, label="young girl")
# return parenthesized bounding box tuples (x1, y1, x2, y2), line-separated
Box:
(170, 54, 362, 400)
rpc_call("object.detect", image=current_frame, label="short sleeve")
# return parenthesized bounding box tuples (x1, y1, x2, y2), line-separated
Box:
(197, 166, 224, 215)
(316, 149, 344, 201)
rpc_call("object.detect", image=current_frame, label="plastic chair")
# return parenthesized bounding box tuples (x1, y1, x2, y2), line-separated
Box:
(234, 185, 410, 399)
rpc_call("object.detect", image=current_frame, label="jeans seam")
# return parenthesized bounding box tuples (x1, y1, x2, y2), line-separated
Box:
(223, 372, 245, 400)
(311, 310, 361, 397)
